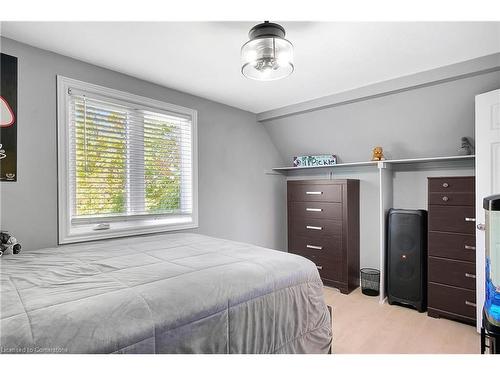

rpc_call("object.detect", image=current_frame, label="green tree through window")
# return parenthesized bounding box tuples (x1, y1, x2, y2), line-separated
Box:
(74, 103, 127, 217)
(144, 116, 182, 214)
(73, 99, 184, 218)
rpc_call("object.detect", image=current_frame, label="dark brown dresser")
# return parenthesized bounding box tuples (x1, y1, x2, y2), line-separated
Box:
(287, 179, 360, 294)
(427, 176, 476, 325)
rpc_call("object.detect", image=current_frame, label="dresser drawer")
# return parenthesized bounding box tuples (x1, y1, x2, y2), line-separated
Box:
(428, 205, 476, 234)
(289, 235, 343, 280)
(288, 183, 342, 203)
(289, 237, 344, 283)
(291, 247, 320, 264)
(428, 257, 476, 290)
(428, 282, 476, 319)
(428, 192, 475, 206)
(316, 262, 344, 283)
(289, 235, 342, 257)
(428, 232, 476, 262)
(289, 201, 342, 220)
(291, 218, 342, 239)
(428, 177, 475, 193)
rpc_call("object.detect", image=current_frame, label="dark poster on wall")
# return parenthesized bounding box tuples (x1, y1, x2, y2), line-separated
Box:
(0, 53, 18, 181)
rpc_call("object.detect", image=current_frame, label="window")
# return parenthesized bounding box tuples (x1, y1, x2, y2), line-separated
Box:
(57, 76, 198, 244)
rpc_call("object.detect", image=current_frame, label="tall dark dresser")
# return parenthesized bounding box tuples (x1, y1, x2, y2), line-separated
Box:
(427, 176, 476, 325)
(287, 179, 360, 294)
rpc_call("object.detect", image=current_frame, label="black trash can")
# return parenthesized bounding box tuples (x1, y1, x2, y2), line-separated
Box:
(360, 268, 380, 296)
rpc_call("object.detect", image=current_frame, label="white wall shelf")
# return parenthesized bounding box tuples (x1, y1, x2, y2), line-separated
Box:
(272, 160, 377, 172)
(272, 155, 475, 173)
(274, 154, 475, 304)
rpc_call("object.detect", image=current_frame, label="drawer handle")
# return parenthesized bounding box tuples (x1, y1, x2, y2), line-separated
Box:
(306, 225, 323, 230)
(465, 273, 476, 279)
(442, 182, 449, 188)
(306, 191, 323, 195)
(465, 300, 476, 307)
(442, 196, 449, 202)
(306, 208, 322, 212)
(464, 245, 476, 250)
(307, 244, 323, 250)
(465, 217, 476, 222)
(316, 265, 323, 270)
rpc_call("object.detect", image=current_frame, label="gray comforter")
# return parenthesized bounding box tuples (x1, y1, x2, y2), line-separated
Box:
(0, 233, 332, 354)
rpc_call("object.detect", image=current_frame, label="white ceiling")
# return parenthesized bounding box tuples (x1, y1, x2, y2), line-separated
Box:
(1, 22, 499, 113)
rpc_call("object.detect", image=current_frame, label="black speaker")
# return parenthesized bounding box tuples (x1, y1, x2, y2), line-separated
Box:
(386, 208, 427, 312)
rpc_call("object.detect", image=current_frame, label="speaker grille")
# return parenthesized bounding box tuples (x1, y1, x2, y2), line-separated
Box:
(387, 209, 426, 303)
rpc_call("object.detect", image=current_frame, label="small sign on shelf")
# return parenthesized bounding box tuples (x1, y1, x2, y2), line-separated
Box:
(293, 154, 337, 167)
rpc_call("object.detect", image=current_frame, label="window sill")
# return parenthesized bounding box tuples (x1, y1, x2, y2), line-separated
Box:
(59, 216, 198, 244)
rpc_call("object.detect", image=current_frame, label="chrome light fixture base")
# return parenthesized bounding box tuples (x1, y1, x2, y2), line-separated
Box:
(241, 21, 294, 81)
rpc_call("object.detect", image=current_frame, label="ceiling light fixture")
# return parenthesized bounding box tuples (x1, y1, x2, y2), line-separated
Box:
(241, 21, 294, 81)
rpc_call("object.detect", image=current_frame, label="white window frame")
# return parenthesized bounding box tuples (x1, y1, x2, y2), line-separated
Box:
(57, 76, 198, 244)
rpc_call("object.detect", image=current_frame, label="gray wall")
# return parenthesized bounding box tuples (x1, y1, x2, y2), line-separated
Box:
(1, 35, 498, 269)
(0, 37, 286, 251)
(262, 70, 499, 268)
(263, 70, 500, 163)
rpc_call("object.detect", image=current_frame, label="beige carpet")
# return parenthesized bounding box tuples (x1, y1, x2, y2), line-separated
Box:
(323, 287, 480, 354)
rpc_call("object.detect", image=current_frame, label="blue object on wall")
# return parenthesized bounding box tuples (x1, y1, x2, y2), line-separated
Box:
(484, 195, 500, 331)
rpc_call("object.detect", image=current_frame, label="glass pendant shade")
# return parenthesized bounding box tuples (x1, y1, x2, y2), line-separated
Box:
(241, 22, 294, 81)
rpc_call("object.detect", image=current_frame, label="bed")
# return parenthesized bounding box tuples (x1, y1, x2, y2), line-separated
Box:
(0, 233, 332, 354)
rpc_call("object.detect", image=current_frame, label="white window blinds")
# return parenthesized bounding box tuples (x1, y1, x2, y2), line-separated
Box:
(68, 92, 193, 224)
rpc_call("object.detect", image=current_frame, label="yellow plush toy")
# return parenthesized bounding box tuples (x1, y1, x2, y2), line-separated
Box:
(371, 146, 385, 161)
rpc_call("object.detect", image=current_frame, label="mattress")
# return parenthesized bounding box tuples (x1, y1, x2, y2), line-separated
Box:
(0, 233, 332, 354)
